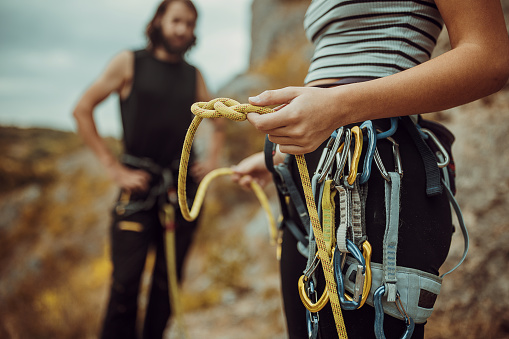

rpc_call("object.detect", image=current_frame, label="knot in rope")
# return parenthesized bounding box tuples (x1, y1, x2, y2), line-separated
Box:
(191, 98, 274, 122)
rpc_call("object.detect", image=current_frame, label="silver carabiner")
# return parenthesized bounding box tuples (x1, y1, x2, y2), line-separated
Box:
(420, 128, 450, 168)
(333, 128, 352, 185)
(374, 135, 403, 182)
(318, 127, 344, 183)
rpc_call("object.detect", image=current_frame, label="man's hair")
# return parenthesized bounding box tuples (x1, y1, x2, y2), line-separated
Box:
(145, 0, 198, 53)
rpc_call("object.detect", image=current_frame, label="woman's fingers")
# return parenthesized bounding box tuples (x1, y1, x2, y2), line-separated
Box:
(249, 86, 301, 107)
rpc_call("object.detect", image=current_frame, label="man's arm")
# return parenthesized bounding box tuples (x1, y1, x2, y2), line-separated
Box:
(72, 51, 150, 192)
(190, 68, 225, 180)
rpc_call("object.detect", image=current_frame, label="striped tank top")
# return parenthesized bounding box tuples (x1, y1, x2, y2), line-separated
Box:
(303, 0, 444, 84)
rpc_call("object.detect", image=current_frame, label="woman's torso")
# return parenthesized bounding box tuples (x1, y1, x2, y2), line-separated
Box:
(304, 0, 444, 86)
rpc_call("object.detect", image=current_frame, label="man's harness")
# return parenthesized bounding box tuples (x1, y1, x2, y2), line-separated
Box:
(177, 98, 469, 339)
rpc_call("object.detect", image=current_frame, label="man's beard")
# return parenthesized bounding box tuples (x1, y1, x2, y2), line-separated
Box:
(160, 35, 196, 56)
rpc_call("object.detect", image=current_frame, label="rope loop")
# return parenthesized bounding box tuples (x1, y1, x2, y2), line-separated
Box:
(191, 98, 274, 122)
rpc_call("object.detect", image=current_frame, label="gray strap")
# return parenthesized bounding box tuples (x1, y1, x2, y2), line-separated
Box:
(383, 172, 401, 302)
(359, 183, 369, 246)
(336, 185, 350, 252)
(351, 181, 363, 247)
(440, 179, 469, 278)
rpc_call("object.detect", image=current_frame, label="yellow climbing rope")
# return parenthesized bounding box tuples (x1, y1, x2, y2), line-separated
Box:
(178, 98, 277, 244)
(160, 203, 189, 339)
(178, 98, 348, 338)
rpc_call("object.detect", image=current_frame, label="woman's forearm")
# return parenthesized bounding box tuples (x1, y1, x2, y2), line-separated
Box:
(334, 43, 509, 125)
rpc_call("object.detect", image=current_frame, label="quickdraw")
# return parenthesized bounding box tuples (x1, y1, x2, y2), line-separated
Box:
(287, 115, 468, 338)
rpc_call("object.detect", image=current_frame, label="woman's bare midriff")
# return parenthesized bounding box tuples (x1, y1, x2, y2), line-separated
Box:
(305, 78, 344, 87)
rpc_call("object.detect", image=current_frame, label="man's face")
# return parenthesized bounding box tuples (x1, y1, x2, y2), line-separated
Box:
(159, 1, 197, 55)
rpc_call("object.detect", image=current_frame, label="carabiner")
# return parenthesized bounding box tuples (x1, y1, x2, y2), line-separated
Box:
(315, 137, 335, 177)
(376, 117, 398, 140)
(333, 239, 366, 310)
(333, 129, 351, 185)
(374, 135, 403, 182)
(298, 275, 329, 313)
(318, 127, 344, 183)
(420, 128, 450, 168)
(359, 121, 377, 184)
(373, 285, 415, 339)
(344, 240, 372, 308)
(346, 126, 363, 186)
(306, 309, 320, 339)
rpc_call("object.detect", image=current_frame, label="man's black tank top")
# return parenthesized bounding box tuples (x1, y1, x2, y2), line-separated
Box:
(120, 49, 196, 169)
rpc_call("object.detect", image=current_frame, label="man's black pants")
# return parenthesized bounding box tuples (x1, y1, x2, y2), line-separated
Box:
(100, 200, 198, 339)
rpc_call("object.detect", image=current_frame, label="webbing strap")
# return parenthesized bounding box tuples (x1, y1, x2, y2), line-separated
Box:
(336, 185, 350, 253)
(275, 163, 311, 236)
(351, 181, 364, 247)
(401, 116, 442, 196)
(383, 172, 401, 302)
(264, 137, 309, 246)
(440, 178, 469, 278)
(322, 180, 337, 257)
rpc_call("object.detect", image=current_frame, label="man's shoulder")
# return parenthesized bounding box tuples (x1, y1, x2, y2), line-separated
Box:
(111, 50, 135, 66)
(104, 50, 135, 82)
(132, 49, 150, 60)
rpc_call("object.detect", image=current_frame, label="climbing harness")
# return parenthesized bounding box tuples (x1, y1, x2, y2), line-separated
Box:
(263, 110, 469, 338)
(178, 98, 349, 338)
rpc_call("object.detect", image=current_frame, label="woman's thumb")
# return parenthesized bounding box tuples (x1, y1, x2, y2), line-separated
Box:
(249, 87, 299, 106)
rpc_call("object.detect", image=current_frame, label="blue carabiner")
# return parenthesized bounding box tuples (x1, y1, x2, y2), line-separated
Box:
(333, 239, 366, 310)
(373, 285, 415, 339)
(376, 117, 398, 140)
(306, 310, 320, 339)
(359, 120, 377, 184)
(305, 280, 320, 339)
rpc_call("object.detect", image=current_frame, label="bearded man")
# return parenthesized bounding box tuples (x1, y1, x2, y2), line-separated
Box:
(72, 1, 224, 338)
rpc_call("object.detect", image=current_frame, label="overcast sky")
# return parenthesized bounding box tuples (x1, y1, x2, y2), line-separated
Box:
(0, 0, 253, 137)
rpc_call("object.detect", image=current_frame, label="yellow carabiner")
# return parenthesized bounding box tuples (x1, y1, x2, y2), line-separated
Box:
(343, 240, 372, 308)
(360, 240, 372, 307)
(298, 275, 330, 313)
(347, 126, 363, 185)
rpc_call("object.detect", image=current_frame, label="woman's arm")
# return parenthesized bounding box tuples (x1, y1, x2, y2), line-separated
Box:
(247, 0, 509, 155)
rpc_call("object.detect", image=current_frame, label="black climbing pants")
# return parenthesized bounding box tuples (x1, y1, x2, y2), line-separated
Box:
(100, 195, 198, 339)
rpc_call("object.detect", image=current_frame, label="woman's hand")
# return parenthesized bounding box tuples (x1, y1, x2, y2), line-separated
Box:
(231, 152, 272, 190)
(247, 86, 344, 155)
